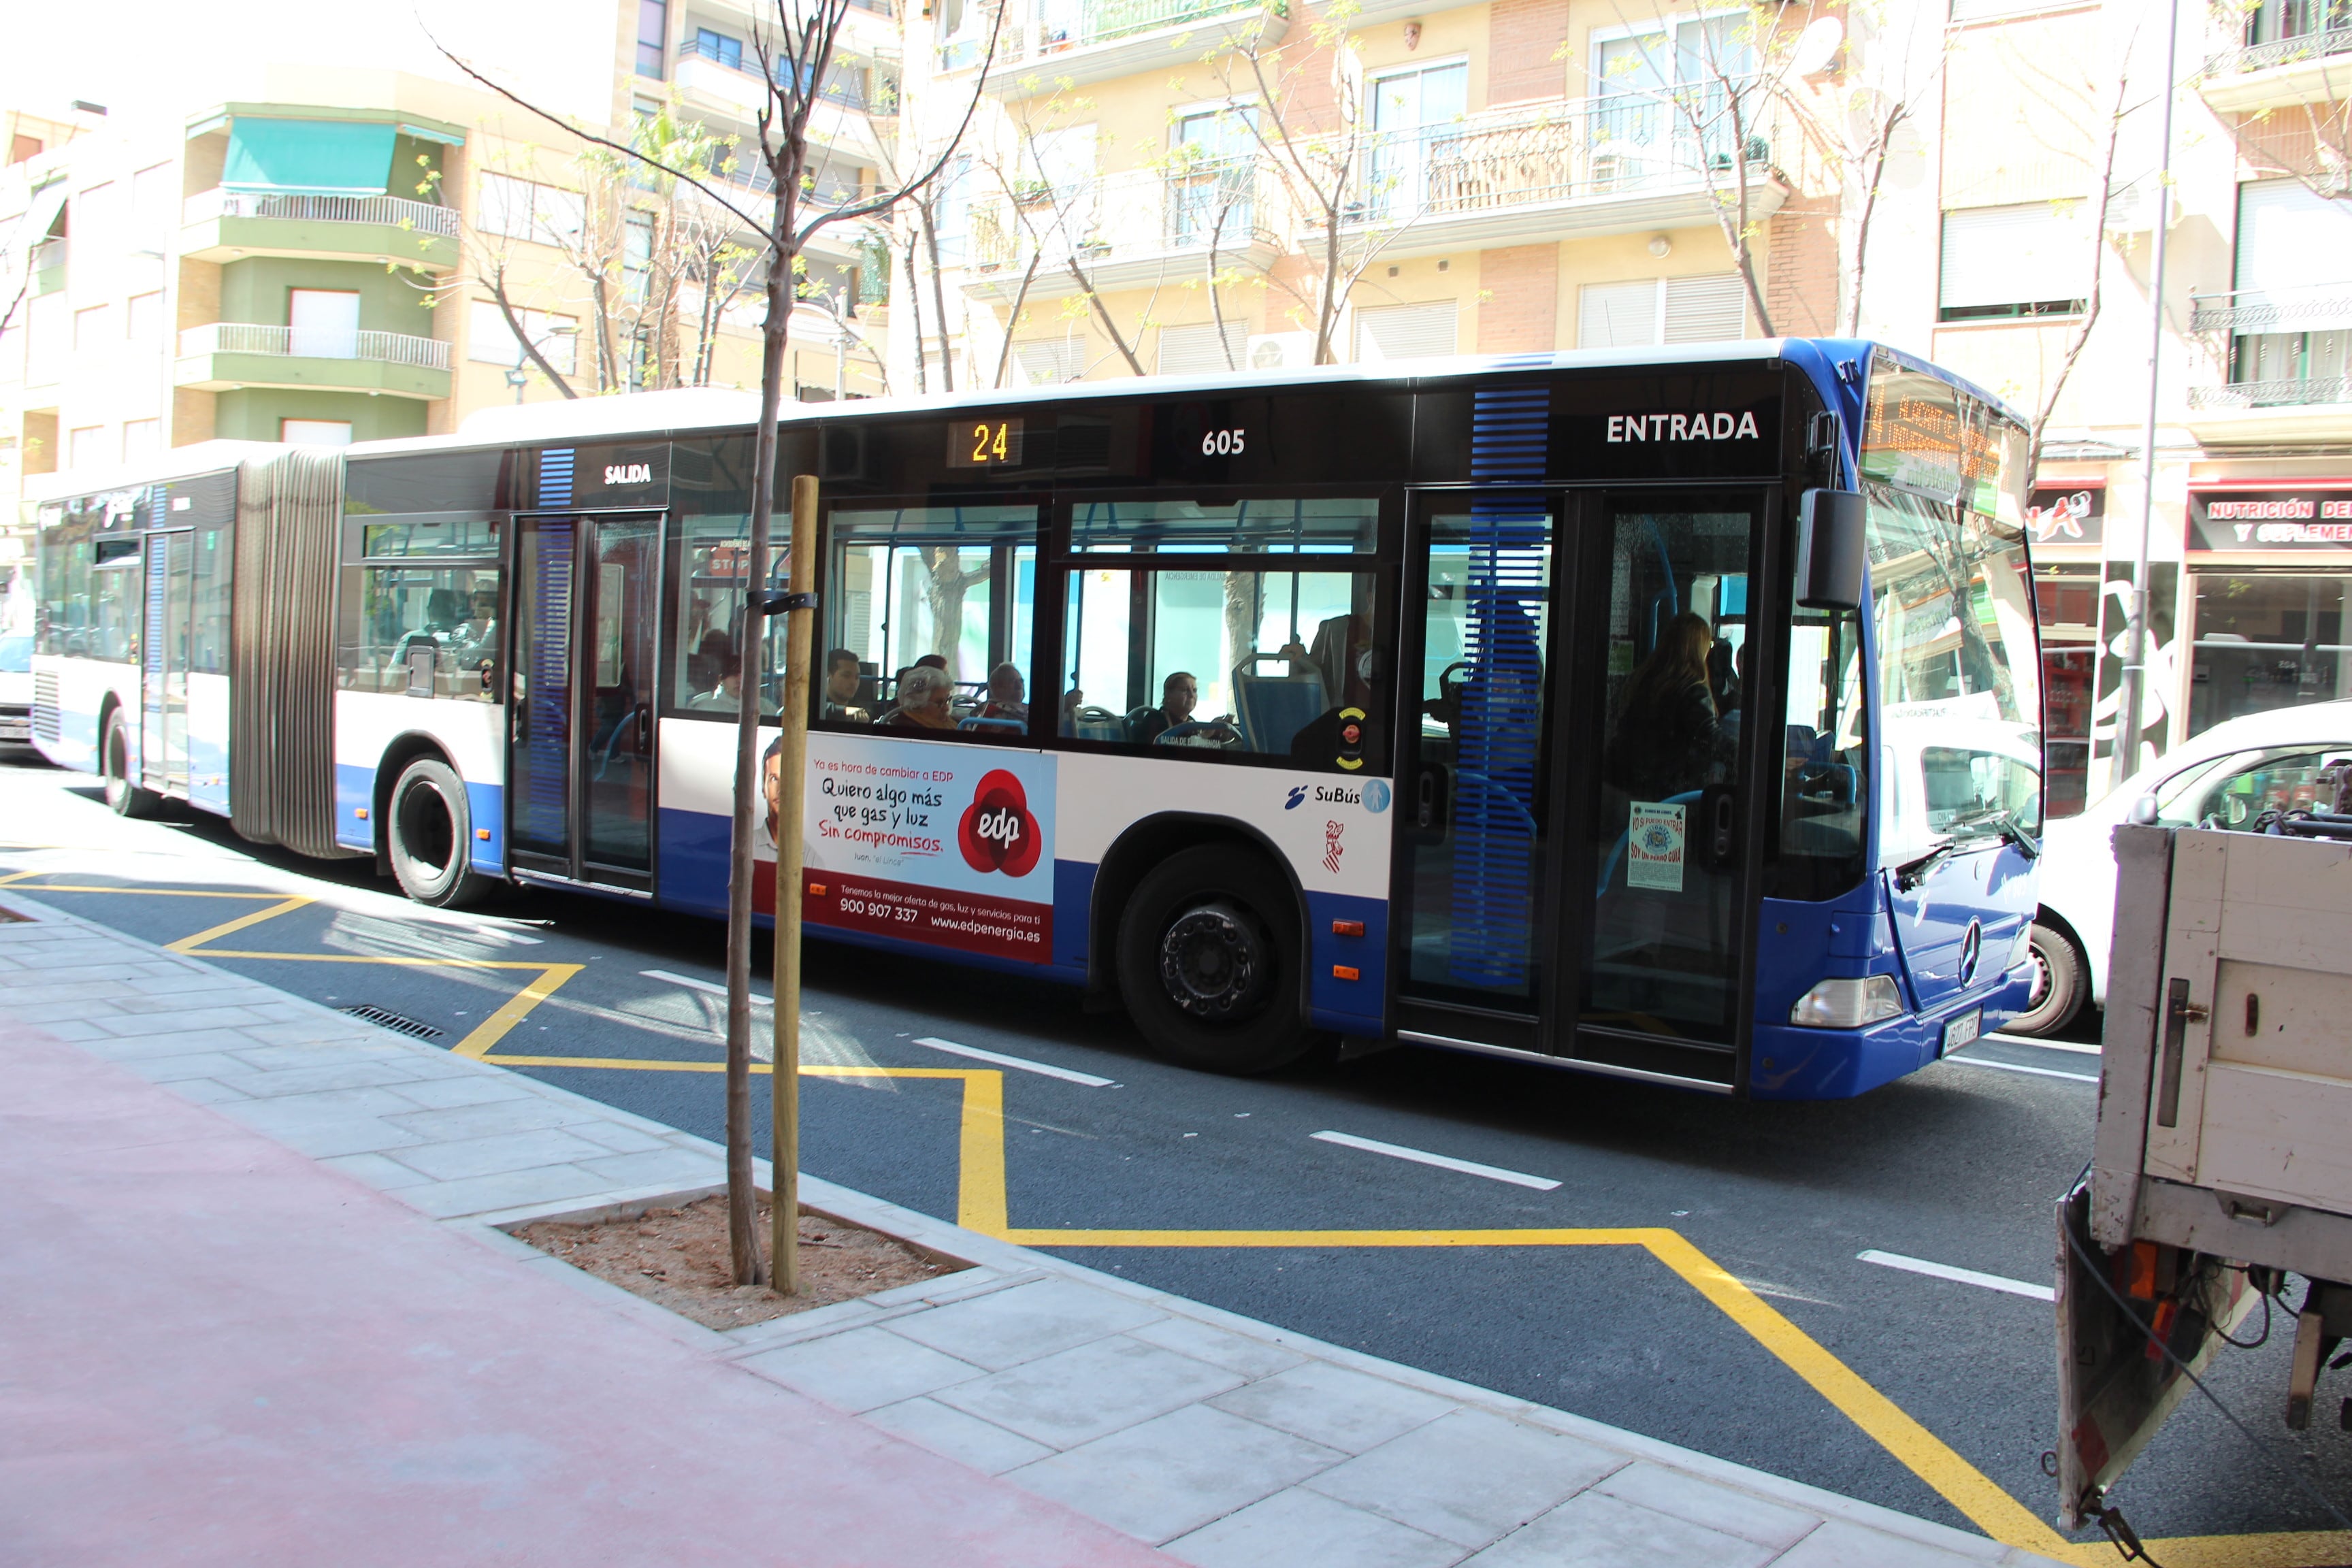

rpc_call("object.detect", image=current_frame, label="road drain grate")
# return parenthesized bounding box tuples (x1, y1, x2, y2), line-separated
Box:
(338, 1004, 444, 1040)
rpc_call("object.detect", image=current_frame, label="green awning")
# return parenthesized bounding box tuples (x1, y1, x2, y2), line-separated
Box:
(222, 118, 398, 196)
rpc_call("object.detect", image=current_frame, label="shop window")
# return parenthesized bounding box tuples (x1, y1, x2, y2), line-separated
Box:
(2188, 572, 2352, 736)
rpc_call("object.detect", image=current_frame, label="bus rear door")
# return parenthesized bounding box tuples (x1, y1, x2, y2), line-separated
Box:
(507, 511, 663, 893)
(139, 529, 192, 794)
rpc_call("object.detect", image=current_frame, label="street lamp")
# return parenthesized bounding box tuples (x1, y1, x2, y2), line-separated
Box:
(505, 321, 578, 404)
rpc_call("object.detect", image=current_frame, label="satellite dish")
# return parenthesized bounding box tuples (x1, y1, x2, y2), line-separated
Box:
(1788, 16, 1842, 77)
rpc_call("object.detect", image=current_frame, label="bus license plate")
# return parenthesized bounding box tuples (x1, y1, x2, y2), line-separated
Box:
(1942, 1009, 1982, 1054)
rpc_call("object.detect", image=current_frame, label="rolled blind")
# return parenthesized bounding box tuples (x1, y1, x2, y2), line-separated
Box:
(1663, 273, 1746, 342)
(1156, 321, 1247, 376)
(1354, 299, 1458, 361)
(1580, 279, 1656, 347)
(1938, 203, 2093, 311)
(2236, 178, 2352, 295)
(1013, 338, 1081, 385)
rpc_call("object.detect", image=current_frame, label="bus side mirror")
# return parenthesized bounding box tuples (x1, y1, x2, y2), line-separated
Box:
(2127, 794, 2160, 826)
(1797, 489, 1866, 612)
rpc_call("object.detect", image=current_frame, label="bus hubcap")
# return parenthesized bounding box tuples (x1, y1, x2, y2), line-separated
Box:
(400, 786, 452, 873)
(1160, 903, 1262, 1020)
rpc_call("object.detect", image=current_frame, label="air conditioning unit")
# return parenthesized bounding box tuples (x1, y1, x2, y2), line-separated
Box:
(1247, 331, 1315, 372)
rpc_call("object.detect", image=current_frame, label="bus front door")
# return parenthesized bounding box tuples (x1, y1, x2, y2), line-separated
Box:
(139, 530, 192, 794)
(1392, 489, 1770, 1093)
(508, 512, 662, 892)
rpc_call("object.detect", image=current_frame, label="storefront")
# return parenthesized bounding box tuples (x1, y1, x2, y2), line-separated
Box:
(2184, 483, 2352, 738)
(2029, 483, 2105, 817)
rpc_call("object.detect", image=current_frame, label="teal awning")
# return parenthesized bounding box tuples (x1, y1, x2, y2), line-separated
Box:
(222, 118, 397, 196)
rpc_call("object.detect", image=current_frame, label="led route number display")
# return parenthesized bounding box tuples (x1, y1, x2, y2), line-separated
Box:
(947, 416, 1026, 469)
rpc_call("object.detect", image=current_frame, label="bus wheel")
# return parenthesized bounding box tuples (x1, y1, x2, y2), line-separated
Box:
(101, 710, 160, 819)
(388, 757, 493, 909)
(2007, 921, 2085, 1038)
(1117, 845, 1309, 1075)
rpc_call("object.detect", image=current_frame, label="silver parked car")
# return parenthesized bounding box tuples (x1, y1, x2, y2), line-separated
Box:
(2010, 700, 2352, 1036)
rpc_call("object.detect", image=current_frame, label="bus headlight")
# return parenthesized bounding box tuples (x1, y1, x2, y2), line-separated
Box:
(1789, 975, 1903, 1029)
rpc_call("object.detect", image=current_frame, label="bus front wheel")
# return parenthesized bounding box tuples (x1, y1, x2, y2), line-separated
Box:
(388, 757, 494, 909)
(102, 710, 160, 819)
(1117, 845, 1310, 1075)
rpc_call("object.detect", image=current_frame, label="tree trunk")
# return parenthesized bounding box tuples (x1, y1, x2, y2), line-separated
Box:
(923, 196, 955, 391)
(921, 545, 990, 666)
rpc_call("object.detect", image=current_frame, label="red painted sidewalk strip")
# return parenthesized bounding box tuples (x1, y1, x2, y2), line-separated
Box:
(0, 1023, 1169, 1568)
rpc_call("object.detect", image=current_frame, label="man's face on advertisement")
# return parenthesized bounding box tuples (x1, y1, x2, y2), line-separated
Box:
(763, 748, 783, 841)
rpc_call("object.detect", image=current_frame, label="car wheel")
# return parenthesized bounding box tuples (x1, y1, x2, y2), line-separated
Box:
(1117, 845, 1312, 1075)
(388, 757, 495, 909)
(2007, 921, 2086, 1038)
(101, 709, 161, 819)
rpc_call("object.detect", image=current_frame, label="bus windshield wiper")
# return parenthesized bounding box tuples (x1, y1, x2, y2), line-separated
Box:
(1946, 805, 2040, 860)
(1894, 839, 1957, 890)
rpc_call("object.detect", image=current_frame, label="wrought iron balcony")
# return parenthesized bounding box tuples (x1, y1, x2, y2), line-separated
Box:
(182, 189, 460, 238)
(176, 322, 452, 371)
(2207, 22, 2352, 76)
(943, 0, 1287, 77)
(2189, 375, 2352, 409)
(959, 159, 1283, 297)
(2193, 285, 2352, 334)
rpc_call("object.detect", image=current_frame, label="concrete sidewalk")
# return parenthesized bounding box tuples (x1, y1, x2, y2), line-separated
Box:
(0, 892, 2068, 1567)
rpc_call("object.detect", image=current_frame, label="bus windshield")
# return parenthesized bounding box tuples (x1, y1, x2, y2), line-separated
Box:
(1860, 357, 2041, 865)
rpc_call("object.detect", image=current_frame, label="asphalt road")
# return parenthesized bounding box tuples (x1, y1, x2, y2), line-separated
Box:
(3, 751, 2345, 1559)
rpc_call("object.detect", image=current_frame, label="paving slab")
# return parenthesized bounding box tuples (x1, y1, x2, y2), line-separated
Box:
(1164, 1486, 1467, 1568)
(1460, 1488, 1783, 1568)
(1303, 1407, 1631, 1549)
(885, 1273, 1166, 1370)
(1008, 1403, 1347, 1544)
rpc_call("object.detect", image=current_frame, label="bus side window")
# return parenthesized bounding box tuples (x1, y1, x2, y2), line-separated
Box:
(821, 506, 1039, 737)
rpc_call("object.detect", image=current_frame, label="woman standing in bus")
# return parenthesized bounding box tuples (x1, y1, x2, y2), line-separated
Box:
(1605, 612, 1728, 801)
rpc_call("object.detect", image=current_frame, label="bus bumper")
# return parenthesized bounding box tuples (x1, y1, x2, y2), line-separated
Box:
(1748, 960, 2039, 1100)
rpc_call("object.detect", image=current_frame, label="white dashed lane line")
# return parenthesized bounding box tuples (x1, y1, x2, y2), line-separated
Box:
(1311, 1130, 1561, 1190)
(643, 968, 771, 1007)
(1858, 1249, 2055, 1302)
(1984, 1032, 2100, 1055)
(910, 1036, 1117, 1087)
(1943, 1054, 2100, 1084)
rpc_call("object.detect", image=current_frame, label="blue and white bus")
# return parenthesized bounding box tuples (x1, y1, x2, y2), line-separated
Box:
(29, 343, 2044, 1098)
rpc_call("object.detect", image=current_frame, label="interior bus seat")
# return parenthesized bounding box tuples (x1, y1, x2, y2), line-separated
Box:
(1230, 654, 1324, 754)
(959, 716, 1024, 735)
(1122, 704, 1155, 742)
(1068, 706, 1124, 742)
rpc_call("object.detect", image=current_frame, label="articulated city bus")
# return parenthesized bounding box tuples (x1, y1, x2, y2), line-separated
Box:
(28, 343, 2044, 1098)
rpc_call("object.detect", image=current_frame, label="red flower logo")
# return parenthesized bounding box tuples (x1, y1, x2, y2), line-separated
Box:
(958, 769, 1041, 877)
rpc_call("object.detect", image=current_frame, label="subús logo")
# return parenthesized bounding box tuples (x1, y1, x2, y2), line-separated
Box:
(958, 770, 1042, 877)
(1285, 785, 1307, 809)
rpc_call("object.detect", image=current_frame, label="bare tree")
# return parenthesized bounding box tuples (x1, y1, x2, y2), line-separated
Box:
(435, 0, 1000, 1290)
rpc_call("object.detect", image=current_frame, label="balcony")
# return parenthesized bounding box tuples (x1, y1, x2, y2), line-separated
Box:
(1330, 91, 1783, 259)
(2200, 24, 2352, 112)
(949, 0, 1288, 96)
(2185, 373, 2352, 442)
(959, 160, 1286, 301)
(674, 39, 885, 164)
(2191, 284, 2352, 335)
(172, 321, 452, 399)
(180, 189, 461, 272)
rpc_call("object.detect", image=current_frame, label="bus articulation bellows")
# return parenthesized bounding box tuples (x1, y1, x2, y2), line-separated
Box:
(29, 342, 2044, 1099)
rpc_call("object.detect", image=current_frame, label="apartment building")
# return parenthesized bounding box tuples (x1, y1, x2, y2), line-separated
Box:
(891, 0, 1840, 393)
(0, 3, 897, 520)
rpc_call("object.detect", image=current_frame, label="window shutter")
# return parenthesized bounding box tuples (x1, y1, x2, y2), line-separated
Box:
(1578, 279, 1659, 348)
(2236, 178, 2352, 300)
(1663, 273, 1746, 342)
(1157, 321, 1247, 376)
(1939, 203, 2092, 312)
(1014, 338, 1082, 385)
(1354, 299, 1458, 362)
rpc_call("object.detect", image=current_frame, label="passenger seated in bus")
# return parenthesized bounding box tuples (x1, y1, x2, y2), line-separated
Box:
(1603, 612, 1727, 800)
(423, 587, 468, 635)
(688, 635, 740, 712)
(1286, 615, 1383, 768)
(823, 649, 870, 723)
(687, 630, 733, 697)
(1137, 672, 1238, 747)
(879, 664, 958, 731)
(979, 663, 1028, 722)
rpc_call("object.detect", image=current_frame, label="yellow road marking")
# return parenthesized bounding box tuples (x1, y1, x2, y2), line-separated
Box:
(15, 875, 2342, 1565)
(167, 895, 314, 953)
(452, 964, 586, 1058)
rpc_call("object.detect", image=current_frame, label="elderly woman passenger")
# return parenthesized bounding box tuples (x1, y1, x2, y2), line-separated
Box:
(881, 664, 960, 732)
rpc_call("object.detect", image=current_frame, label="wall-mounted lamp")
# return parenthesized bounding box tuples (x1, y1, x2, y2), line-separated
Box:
(1647, 234, 1672, 259)
(1402, 19, 1422, 49)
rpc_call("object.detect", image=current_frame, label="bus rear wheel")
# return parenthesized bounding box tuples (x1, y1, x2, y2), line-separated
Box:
(388, 757, 493, 909)
(1117, 845, 1310, 1075)
(101, 709, 160, 819)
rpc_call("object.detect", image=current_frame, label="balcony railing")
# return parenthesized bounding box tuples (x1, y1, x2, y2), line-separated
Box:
(1344, 86, 1768, 227)
(2189, 376, 2352, 409)
(2192, 284, 2352, 334)
(960, 159, 1282, 276)
(682, 35, 870, 110)
(182, 188, 461, 238)
(178, 322, 453, 371)
(941, 0, 1281, 71)
(2208, 22, 2352, 76)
